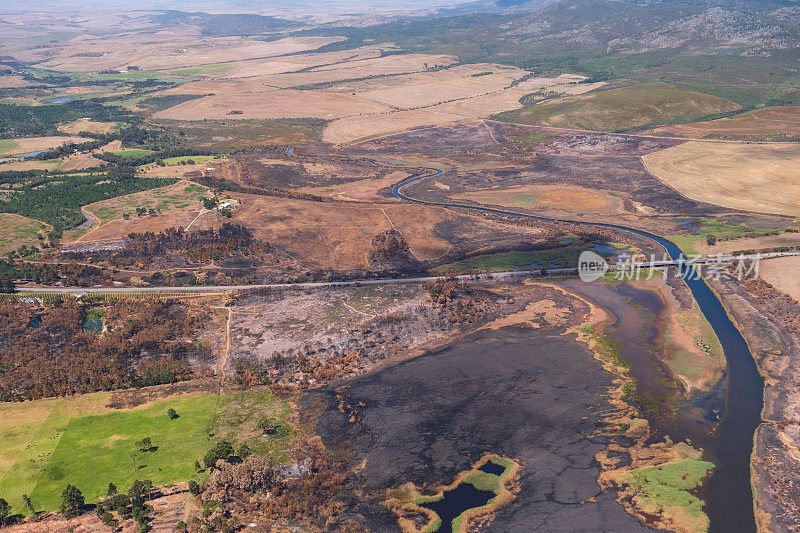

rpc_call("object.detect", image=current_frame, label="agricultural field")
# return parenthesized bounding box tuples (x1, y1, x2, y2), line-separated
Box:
(496, 83, 740, 132)
(25, 33, 343, 73)
(0, 136, 91, 156)
(0, 213, 48, 255)
(0, 387, 292, 514)
(642, 141, 800, 217)
(82, 182, 211, 227)
(72, 181, 222, 242)
(57, 119, 119, 135)
(758, 256, 800, 302)
(652, 106, 800, 140)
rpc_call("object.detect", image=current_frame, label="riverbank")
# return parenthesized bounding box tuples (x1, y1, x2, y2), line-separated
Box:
(303, 283, 653, 531)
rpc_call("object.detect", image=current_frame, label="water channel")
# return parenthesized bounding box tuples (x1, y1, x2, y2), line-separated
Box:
(393, 169, 763, 532)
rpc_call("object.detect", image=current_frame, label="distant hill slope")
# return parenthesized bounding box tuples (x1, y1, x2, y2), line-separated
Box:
(501, 0, 799, 56)
(154, 11, 302, 36)
(309, 0, 800, 107)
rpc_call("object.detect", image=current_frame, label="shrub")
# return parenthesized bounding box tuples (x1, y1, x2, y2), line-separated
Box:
(100, 511, 119, 528)
(203, 440, 234, 469)
(167, 408, 179, 419)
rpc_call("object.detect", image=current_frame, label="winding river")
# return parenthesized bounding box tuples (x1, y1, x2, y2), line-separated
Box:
(392, 169, 763, 532)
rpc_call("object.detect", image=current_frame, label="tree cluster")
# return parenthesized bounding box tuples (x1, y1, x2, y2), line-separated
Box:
(0, 259, 108, 286)
(0, 299, 210, 400)
(60, 224, 268, 269)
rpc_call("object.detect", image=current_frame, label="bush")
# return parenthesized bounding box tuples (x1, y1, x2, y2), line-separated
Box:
(100, 511, 119, 528)
(167, 408, 179, 419)
(237, 444, 252, 459)
(203, 440, 234, 469)
(706, 234, 717, 246)
(188, 480, 201, 496)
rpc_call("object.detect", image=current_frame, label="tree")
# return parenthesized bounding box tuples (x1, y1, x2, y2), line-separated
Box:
(129, 479, 154, 500)
(194, 460, 203, 473)
(22, 493, 35, 517)
(59, 484, 85, 518)
(135, 437, 152, 452)
(188, 480, 200, 496)
(166, 408, 178, 419)
(0, 498, 9, 526)
(706, 234, 718, 246)
(107, 483, 117, 497)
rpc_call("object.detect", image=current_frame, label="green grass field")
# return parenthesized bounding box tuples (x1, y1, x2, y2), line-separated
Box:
(0, 213, 48, 255)
(0, 139, 19, 155)
(667, 218, 776, 256)
(495, 82, 740, 132)
(0, 388, 292, 514)
(628, 459, 714, 530)
(431, 243, 586, 275)
(162, 155, 219, 166)
(111, 149, 154, 159)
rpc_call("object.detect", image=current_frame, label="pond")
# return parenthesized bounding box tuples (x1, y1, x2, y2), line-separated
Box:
(421, 483, 494, 532)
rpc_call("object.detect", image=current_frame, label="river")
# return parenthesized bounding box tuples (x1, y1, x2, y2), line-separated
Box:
(393, 169, 763, 532)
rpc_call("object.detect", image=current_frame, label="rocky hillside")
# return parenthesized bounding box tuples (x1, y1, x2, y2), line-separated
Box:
(501, 0, 800, 56)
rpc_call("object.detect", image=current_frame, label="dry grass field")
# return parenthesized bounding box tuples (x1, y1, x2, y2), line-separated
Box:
(31, 34, 344, 72)
(73, 181, 217, 243)
(642, 141, 800, 216)
(251, 51, 458, 88)
(58, 118, 118, 135)
(0, 159, 63, 172)
(84, 181, 211, 225)
(452, 184, 628, 215)
(0, 136, 92, 156)
(301, 170, 411, 201)
(323, 109, 466, 144)
(0, 213, 48, 255)
(230, 193, 545, 269)
(759, 256, 800, 302)
(148, 50, 592, 143)
(689, 232, 800, 256)
(154, 89, 393, 121)
(76, 210, 219, 243)
(652, 106, 800, 139)
(0, 75, 33, 89)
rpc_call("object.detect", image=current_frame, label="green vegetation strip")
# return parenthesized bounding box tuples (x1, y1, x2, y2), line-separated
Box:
(668, 217, 780, 256)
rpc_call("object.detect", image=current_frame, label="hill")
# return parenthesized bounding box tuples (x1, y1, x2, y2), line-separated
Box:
(496, 82, 741, 132)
